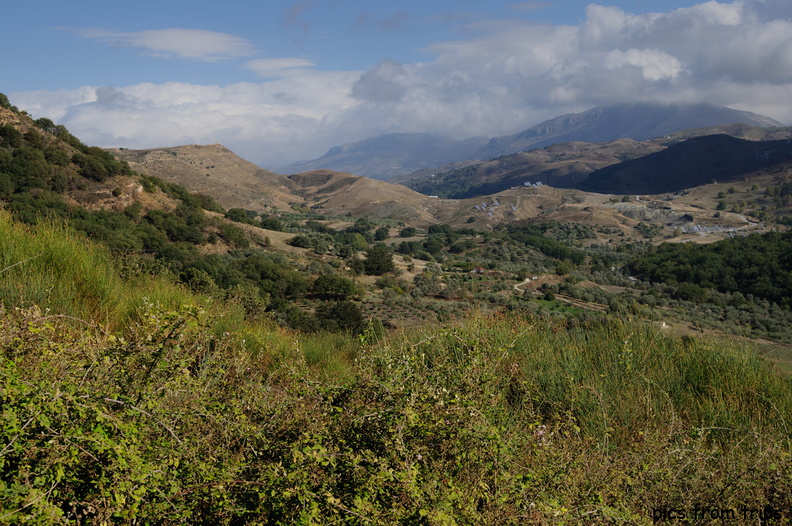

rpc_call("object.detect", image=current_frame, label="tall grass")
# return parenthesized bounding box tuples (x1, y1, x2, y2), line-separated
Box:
(0, 210, 201, 331)
(397, 314, 792, 447)
(0, 211, 124, 326)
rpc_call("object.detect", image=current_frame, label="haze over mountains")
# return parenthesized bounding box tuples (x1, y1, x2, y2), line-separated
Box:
(281, 103, 784, 181)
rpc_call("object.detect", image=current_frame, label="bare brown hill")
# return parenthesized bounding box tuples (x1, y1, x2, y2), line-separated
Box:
(111, 145, 448, 227)
(287, 169, 441, 225)
(112, 144, 299, 211)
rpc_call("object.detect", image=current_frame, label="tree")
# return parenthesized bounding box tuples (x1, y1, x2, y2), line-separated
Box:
(225, 208, 251, 223)
(313, 274, 358, 300)
(316, 301, 365, 333)
(364, 243, 394, 275)
(374, 226, 389, 241)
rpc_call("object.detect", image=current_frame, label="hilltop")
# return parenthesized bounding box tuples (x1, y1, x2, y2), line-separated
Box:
(111, 144, 298, 211)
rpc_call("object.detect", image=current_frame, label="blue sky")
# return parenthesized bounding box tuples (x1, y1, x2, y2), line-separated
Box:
(5, 1, 792, 168)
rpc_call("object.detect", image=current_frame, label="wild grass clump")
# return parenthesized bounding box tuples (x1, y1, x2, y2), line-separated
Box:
(0, 210, 204, 332)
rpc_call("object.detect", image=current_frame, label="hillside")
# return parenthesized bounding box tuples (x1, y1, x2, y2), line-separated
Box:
(579, 134, 792, 194)
(403, 138, 665, 198)
(112, 144, 299, 211)
(112, 144, 463, 228)
(3, 207, 792, 523)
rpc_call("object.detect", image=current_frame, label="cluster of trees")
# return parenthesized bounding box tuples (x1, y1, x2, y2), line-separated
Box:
(395, 224, 479, 260)
(224, 207, 284, 231)
(498, 224, 586, 265)
(628, 232, 792, 308)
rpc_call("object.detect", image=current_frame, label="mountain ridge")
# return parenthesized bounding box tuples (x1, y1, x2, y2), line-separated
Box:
(477, 102, 783, 160)
(279, 103, 783, 181)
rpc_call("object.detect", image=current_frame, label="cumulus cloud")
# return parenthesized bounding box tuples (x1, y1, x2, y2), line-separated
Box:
(12, 73, 361, 167)
(16, 1, 792, 168)
(73, 28, 255, 60)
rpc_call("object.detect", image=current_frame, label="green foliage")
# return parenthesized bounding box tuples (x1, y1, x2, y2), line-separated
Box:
(1, 307, 791, 523)
(224, 207, 253, 223)
(374, 226, 389, 241)
(499, 224, 586, 265)
(364, 243, 394, 275)
(629, 232, 792, 308)
(312, 274, 358, 300)
(399, 226, 417, 237)
(316, 300, 366, 333)
(0, 92, 18, 111)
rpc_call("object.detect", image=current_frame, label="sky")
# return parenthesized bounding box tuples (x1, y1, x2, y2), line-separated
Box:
(4, 0, 792, 168)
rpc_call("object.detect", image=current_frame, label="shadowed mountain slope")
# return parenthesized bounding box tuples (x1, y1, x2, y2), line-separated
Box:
(578, 134, 792, 195)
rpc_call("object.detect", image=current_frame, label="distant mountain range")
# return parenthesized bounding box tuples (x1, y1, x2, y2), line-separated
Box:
(403, 123, 792, 199)
(279, 103, 784, 180)
(278, 133, 489, 181)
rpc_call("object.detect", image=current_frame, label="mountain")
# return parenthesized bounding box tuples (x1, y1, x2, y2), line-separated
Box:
(578, 134, 792, 195)
(476, 102, 784, 160)
(279, 133, 489, 180)
(402, 124, 792, 200)
(403, 138, 665, 199)
(282, 103, 782, 182)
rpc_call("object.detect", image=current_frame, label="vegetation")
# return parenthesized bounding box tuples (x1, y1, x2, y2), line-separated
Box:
(2, 93, 792, 524)
(629, 232, 792, 308)
(2, 235, 791, 522)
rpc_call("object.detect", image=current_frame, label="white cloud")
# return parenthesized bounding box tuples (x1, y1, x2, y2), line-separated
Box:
(74, 28, 255, 60)
(11, 73, 361, 167)
(15, 2, 792, 168)
(605, 49, 684, 81)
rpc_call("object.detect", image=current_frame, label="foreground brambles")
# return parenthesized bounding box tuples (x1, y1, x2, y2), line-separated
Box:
(1, 304, 791, 524)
